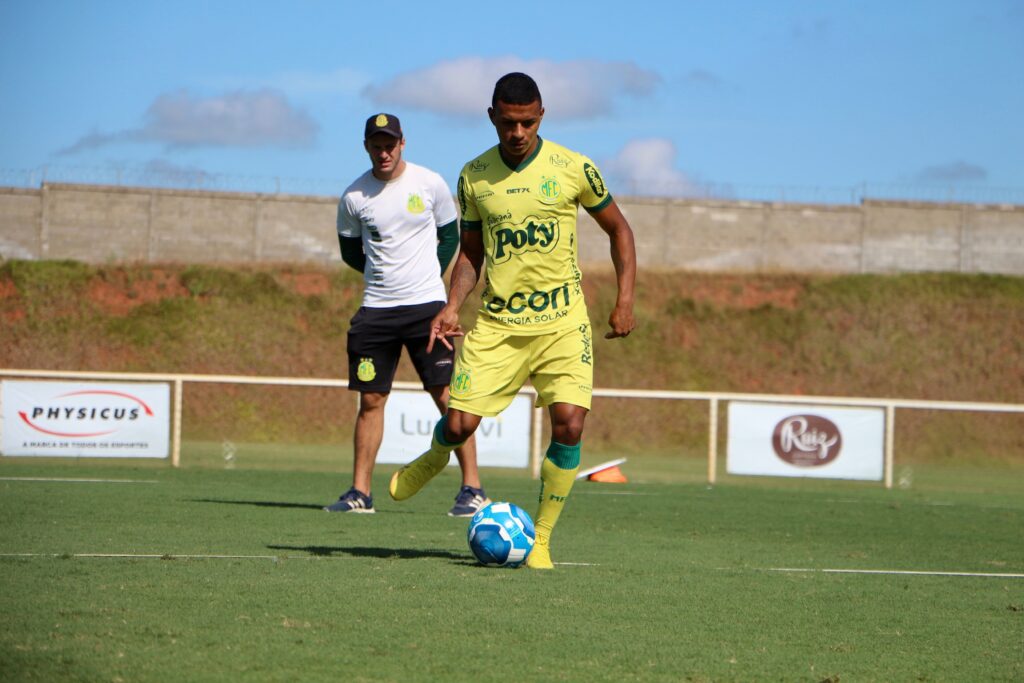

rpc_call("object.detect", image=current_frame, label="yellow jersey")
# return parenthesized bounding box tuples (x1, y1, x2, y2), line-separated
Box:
(457, 137, 612, 335)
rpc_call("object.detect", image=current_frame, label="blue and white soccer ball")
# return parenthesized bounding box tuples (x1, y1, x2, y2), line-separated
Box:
(467, 501, 536, 568)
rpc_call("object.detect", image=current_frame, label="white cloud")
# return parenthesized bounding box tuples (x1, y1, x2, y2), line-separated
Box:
(59, 89, 318, 154)
(273, 67, 369, 94)
(225, 67, 370, 95)
(363, 56, 660, 120)
(915, 160, 988, 183)
(140, 158, 211, 186)
(602, 138, 698, 197)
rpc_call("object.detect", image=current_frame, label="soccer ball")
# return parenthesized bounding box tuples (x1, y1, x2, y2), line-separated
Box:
(467, 501, 535, 568)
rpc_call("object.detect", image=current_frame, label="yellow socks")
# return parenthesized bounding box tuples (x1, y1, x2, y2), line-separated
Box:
(527, 441, 580, 570)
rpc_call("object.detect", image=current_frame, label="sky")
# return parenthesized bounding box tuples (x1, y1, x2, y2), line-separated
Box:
(1, 0, 1022, 203)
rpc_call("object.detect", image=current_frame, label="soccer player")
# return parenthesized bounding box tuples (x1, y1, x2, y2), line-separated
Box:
(389, 74, 637, 568)
(323, 112, 489, 518)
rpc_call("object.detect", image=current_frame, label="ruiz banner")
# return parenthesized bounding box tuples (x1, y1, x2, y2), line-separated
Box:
(727, 401, 884, 481)
(377, 391, 531, 468)
(1, 380, 170, 458)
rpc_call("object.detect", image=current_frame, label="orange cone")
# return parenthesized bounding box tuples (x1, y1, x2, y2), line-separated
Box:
(588, 465, 628, 483)
(575, 458, 628, 482)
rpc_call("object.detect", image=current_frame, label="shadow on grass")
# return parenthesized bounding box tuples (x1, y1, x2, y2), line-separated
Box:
(189, 498, 417, 514)
(267, 543, 474, 563)
(189, 498, 325, 510)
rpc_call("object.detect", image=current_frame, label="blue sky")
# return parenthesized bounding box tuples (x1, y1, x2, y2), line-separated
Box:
(1, 1, 1022, 202)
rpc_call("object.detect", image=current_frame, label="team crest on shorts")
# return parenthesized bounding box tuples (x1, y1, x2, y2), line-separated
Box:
(357, 357, 376, 382)
(451, 368, 472, 397)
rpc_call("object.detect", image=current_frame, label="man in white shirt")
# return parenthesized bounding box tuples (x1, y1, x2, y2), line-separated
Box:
(324, 113, 488, 517)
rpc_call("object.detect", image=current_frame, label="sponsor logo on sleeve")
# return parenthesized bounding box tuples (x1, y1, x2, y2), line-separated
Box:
(457, 176, 468, 215)
(583, 163, 606, 197)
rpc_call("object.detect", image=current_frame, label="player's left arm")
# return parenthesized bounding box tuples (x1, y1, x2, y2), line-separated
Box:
(590, 199, 637, 339)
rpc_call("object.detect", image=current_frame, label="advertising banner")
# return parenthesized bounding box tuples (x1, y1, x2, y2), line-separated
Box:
(377, 391, 531, 468)
(727, 401, 884, 481)
(1, 380, 170, 458)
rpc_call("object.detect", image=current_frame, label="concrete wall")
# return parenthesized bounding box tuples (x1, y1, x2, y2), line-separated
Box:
(2, 183, 1023, 275)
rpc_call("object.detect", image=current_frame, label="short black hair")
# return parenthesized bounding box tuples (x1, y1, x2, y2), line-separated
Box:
(492, 72, 542, 108)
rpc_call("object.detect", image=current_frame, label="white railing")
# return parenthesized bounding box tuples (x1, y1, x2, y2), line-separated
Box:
(3, 368, 1023, 487)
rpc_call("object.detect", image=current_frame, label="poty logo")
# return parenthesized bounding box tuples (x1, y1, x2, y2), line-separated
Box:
(18, 390, 154, 438)
(491, 216, 559, 263)
(771, 414, 843, 467)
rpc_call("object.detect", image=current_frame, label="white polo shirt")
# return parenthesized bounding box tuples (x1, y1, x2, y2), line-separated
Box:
(338, 162, 457, 308)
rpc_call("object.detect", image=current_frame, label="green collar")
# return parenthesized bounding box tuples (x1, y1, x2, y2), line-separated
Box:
(499, 137, 544, 172)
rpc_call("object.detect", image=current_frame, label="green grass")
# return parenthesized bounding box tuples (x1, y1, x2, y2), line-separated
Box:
(1, 457, 1021, 682)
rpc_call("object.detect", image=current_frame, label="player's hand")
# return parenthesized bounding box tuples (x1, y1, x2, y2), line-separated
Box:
(604, 304, 636, 339)
(427, 306, 464, 353)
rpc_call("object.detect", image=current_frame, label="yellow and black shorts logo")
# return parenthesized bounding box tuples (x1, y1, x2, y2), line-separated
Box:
(357, 358, 376, 382)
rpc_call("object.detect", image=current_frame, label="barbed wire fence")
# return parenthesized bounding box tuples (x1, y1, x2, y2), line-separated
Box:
(2, 165, 1022, 206)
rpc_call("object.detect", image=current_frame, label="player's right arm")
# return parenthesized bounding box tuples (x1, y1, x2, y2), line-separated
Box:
(429, 170, 484, 352)
(428, 228, 483, 352)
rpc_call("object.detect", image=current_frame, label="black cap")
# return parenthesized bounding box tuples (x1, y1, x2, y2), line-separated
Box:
(364, 113, 402, 139)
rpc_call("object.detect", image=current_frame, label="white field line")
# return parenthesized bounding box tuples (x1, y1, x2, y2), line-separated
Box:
(823, 498, 1021, 511)
(0, 477, 160, 484)
(767, 567, 1024, 579)
(574, 490, 655, 496)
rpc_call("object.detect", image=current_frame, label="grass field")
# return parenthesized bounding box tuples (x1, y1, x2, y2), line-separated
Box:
(2, 456, 1021, 682)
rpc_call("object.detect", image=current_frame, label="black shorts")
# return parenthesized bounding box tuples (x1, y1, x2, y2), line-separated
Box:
(346, 301, 454, 393)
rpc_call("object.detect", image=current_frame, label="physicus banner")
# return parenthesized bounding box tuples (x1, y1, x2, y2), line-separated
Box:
(727, 401, 884, 481)
(2, 381, 170, 458)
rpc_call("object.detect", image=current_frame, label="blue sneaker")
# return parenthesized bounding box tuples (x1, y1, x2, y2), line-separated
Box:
(447, 486, 491, 518)
(323, 488, 375, 513)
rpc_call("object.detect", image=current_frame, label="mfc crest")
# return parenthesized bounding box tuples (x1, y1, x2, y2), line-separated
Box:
(539, 176, 561, 203)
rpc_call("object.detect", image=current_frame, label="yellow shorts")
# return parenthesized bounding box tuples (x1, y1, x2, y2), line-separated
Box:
(448, 322, 594, 417)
